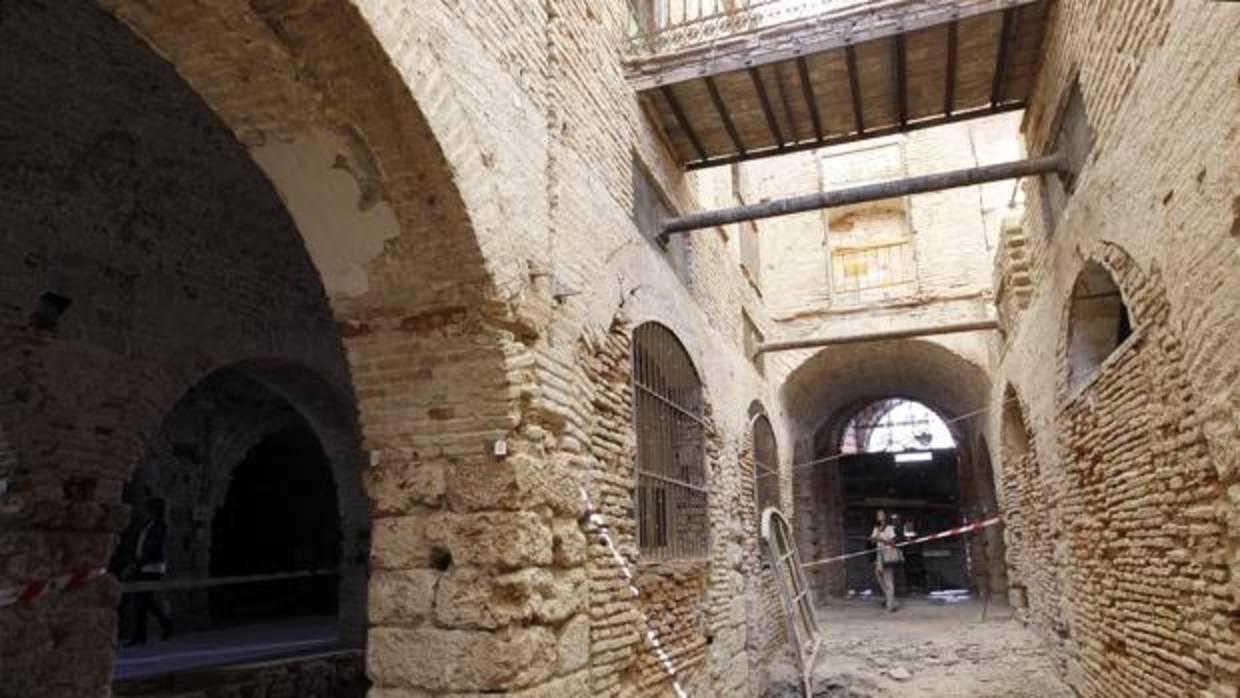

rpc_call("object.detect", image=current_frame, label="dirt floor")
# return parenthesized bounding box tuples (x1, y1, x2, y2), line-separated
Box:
(767, 596, 1072, 697)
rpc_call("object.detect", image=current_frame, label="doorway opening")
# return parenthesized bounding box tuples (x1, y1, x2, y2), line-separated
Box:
(832, 399, 971, 597)
(208, 426, 341, 623)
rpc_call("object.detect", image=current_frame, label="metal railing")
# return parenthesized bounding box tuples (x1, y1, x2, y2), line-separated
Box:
(627, 0, 878, 56)
(829, 238, 917, 299)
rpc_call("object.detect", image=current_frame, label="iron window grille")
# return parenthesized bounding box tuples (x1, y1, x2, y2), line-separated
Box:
(632, 322, 709, 560)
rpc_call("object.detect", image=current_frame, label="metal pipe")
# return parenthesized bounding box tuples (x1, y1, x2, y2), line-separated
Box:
(662, 154, 1064, 236)
(755, 319, 998, 355)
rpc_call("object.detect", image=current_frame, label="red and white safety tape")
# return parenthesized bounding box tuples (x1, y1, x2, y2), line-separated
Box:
(801, 517, 1003, 569)
(0, 568, 107, 608)
(579, 485, 690, 698)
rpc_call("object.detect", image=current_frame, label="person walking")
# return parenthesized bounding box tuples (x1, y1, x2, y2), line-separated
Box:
(871, 508, 902, 613)
(125, 498, 174, 646)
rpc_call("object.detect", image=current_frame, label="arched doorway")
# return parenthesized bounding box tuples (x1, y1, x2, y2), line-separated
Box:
(828, 399, 972, 595)
(109, 365, 367, 681)
(2, 0, 525, 694)
(208, 427, 340, 622)
(781, 338, 1001, 602)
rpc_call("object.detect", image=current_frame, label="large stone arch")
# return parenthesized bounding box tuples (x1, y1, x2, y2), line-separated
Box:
(0, 2, 536, 696)
(95, 0, 520, 305)
(119, 361, 370, 644)
(779, 338, 995, 599)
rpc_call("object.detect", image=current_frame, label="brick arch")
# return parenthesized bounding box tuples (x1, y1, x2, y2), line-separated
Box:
(782, 338, 990, 439)
(1055, 241, 1146, 400)
(0, 3, 533, 695)
(781, 339, 994, 599)
(996, 382, 1065, 636)
(95, 0, 517, 307)
(119, 360, 369, 644)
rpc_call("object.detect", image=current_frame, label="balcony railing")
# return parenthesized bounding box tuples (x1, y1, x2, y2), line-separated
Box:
(627, 0, 877, 56)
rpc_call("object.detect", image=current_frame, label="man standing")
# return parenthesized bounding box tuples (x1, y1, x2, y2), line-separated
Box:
(126, 498, 174, 645)
(871, 509, 902, 613)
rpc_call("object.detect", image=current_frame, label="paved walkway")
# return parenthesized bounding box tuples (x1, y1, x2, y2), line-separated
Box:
(114, 615, 340, 680)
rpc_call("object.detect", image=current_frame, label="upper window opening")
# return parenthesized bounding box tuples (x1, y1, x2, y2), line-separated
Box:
(1066, 261, 1132, 393)
(632, 322, 708, 560)
(840, 399, 954, 455)
(752, 413, 779, 524)
(633, 157, 692, 287)
(1041, 79, 1092, 236)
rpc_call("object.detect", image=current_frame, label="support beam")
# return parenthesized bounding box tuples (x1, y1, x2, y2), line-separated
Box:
(845, 44, 866, 135)
(661, 85, 708, 161)
(893, 34, 908, 127)
(749, 67, 786, 147)
(754, 319, 998, 355)
(944, 20, 958, 116)
(684, 101, 1025, 170)
(796, 56, 824, 142)
(990, 7, 1017, 109)
(705, 76, 745, 154)
(663, 154, 1064, 235)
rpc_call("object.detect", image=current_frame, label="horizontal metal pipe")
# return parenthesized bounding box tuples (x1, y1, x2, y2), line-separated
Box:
(662, 154, 1065, 235)
(755, 319, 998, 355)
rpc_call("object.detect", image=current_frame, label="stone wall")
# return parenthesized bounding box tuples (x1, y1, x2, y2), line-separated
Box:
(0, 0, 794, 696)
(989, 2, 1239, 696)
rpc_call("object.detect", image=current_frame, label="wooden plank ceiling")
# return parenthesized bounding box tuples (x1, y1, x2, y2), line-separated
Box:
(627, 0, 1049, 170)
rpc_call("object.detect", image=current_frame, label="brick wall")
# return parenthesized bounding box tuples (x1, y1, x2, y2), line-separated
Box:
(990, 3, 1239, 695)
(0, 3, 361, 696)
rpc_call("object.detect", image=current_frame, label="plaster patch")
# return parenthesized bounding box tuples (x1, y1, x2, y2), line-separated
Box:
(252, 129, 399, 298)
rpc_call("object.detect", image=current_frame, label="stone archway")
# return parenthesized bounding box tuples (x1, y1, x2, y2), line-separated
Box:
(779, 338, 997, 600)
(114, 363, 369, 648)
(0, 2, 534, 696)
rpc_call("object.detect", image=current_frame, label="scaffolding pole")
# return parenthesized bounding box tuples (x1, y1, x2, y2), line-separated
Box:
(755, 319, 998, 355)
(661, 154, 1065, 236)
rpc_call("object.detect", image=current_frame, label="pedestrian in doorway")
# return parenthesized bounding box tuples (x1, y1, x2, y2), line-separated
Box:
(125, 498, 174, 646)
(871, 508, 902, 612)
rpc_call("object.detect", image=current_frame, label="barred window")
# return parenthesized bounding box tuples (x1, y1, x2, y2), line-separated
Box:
(753, 414, 779, 522)
(633, 322, 708, 560)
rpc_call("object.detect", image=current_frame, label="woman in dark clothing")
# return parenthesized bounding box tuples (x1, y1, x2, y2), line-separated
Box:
(126, 498, 174, 645)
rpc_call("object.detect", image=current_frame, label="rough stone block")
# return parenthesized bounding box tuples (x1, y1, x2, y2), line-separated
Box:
(367, 625, 556, 691)
(369, 569, 438, 625)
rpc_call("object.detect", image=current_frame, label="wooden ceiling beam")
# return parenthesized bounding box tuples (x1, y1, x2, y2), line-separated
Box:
(845, 44, 866, 135)
(660, 85, 708, 162)
(893, 34, 908, 128)
(990, 7, 1017, 109)
(796, 56, 824, 142)
(773, 63, 800, 144)
(683, 102, 1026, 170)
(944, 20, 958, 116)
(704, 76, 746, 155)
(748, 67, 786, 148)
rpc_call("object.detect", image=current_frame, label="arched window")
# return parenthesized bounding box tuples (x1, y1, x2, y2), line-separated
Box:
(753, 413, 780, 522)
(632, 322, 708, 559)
(840, 399, 954, 454)
(1066, 261, 1132, 393)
